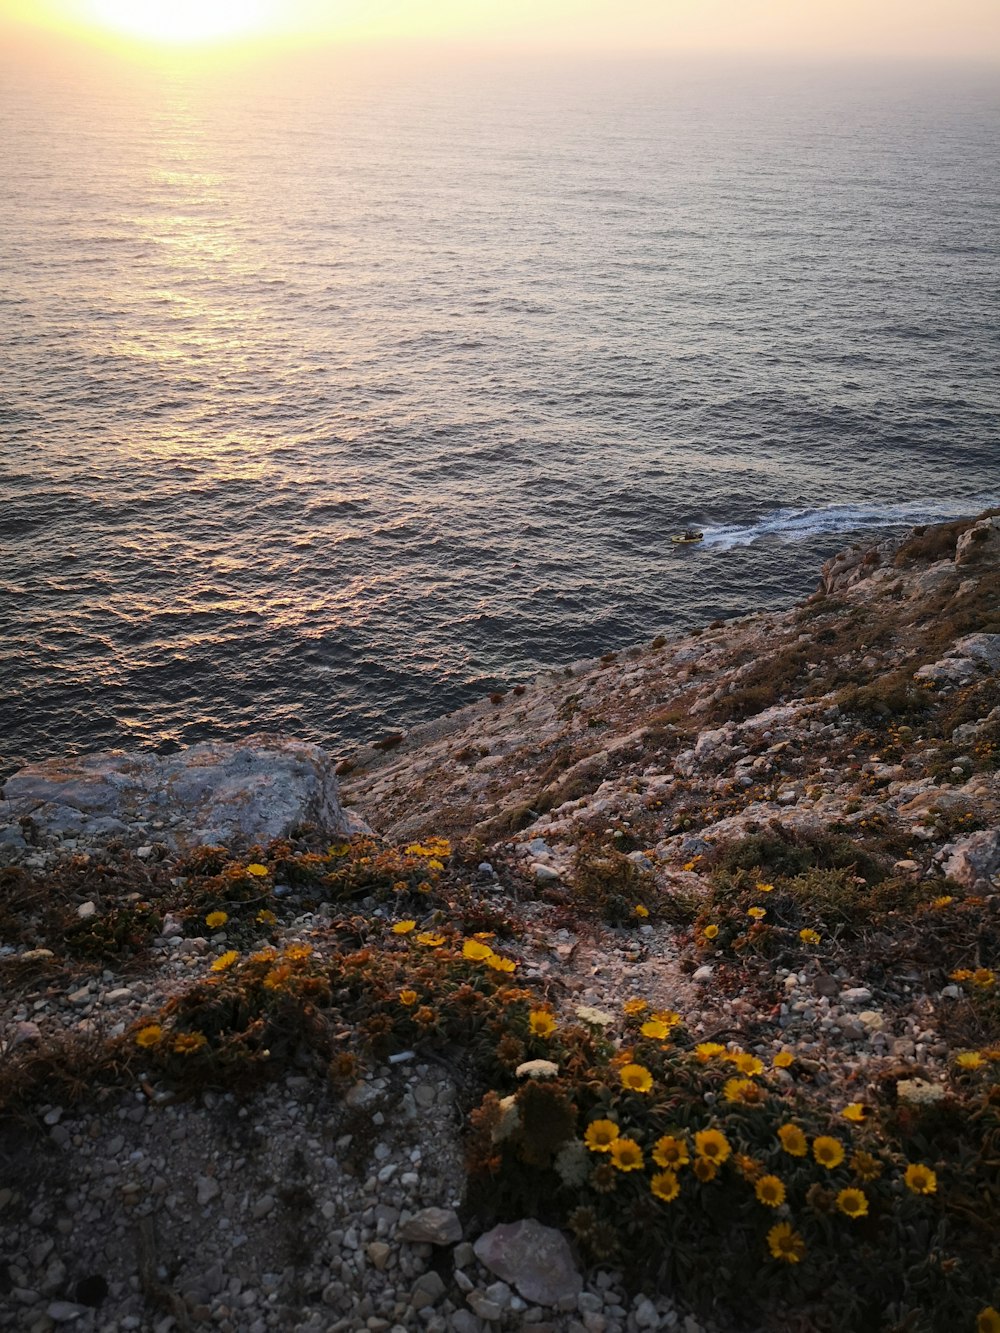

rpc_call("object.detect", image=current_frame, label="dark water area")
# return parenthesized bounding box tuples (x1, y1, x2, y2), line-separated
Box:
(1, 52, 997, 769)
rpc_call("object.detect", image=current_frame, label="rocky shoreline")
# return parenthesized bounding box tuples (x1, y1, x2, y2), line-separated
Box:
(1, 510, 998, 1333)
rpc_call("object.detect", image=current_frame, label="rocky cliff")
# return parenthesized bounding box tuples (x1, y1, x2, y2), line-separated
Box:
(0, 510, 998, 1333)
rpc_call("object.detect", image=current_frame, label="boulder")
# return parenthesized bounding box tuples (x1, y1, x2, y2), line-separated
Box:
(0, 736, 368, 851)
(473, 1219, 581, 1307)
(940, 828, 1000, 890)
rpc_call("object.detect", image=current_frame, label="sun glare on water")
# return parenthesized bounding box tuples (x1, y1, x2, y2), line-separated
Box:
(86, 0, 279, 44)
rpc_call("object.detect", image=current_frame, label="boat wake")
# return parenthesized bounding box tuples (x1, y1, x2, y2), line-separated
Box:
(699, 496, 998, 552)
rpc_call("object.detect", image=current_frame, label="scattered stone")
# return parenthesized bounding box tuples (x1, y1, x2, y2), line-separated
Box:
(398, 1207, 462, 1245)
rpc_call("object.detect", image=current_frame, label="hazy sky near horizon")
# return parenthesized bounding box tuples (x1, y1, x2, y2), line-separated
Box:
(2, 0, 999, 62)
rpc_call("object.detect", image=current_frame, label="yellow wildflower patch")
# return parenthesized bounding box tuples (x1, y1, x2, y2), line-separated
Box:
(652, 1135, 689, 1169)
(755, 1175, 786, 1207)
(778, 1123, 808, 1157)
(584, 1120, 620, 1152)
(205, 911, 228, 928)
(813, 1136, 845, 1169)
(747, 906, 767, 920)
(836, 1187, 869, 1219)
(694, 1042, 726, 1062)
(529, 1010, 557, 1038)
(610, 1137, 644, 1171)
(173, 1032, 207, 1055)
(619, 1063, 654, 1093)
(640, 1019, 670, 1040)
(623, 998, 648, 1015)
(903, 1162, 937, 1195)
(135, 1024, 163, 1048)
(416, 932, 446, 948)
(767, 1222, 805, 1264)
(650, 1170, 680, 1202)
(210, 950, 239, 972)
(694, 1129, 731, 1163)
(462, 940, 493, 961)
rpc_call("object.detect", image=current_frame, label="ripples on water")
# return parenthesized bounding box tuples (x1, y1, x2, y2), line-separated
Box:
(1, 52, 997, 766)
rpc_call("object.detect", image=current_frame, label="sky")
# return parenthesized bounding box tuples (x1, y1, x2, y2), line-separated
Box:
(1, 0, 999, 62)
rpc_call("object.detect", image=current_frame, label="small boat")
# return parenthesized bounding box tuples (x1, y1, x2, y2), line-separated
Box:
(671, 531, 704, 545)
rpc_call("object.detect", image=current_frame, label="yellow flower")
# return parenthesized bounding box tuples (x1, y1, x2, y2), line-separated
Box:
(799, 928, 821, 945)
(210, 950, 239, 972)
(732, 1052, 764, 1076)
(747, 906, 767, 920)
(263, 965, 291, 990)
(682, 858, 700, 871)
(634, 903, 650, 918)
(813, 1136, 845, 1169)
(623, 998, 648, 1015)
(950, 968, 972, 982)
(931, 895, 953, 908)
(724, 1077, 766, 1106)
(755, 881, 774, 892)
(977, 1307, 1000, 1333)
(426, 858, 444, 871)
(392, 920, 417, 934)
(903, 1163, 937, 1195)
(283, 943, 313, 961)
(529, 1010, 557, 1038)
(841, 1102, 868, 1122)
(640, 1019, 670, 1040)
(767, 1222, 805, 1264)
(462, 939, 493, 961)
(256, 909, 277, 925)
(610, 1138, 644, 1172)
(135, 1024, 163, 1048)
(850, 1150, 883, 1182)
(584, 1119, 621, 1152)
(246, 863, 269, 877)
(836, 1187, 868, 1219)
(955, 1051, 985, 1070)
(651, 1009, 680, 1028)
(778, 1123, 808, 1157)
(652, 1135, 689, 1169)
(485, 952, 516, 972)
(971, 968, 996, 989)
(399, 989, 418, 1006)
(173, 1032, 207, 1055)
(773, 1051, 794, 1069)
(702, 924, 719, 940)
(620, 1063, 654, 1093)
(692, 1157, 717, 1182)
(205, 911, 228, 928)
(650, 1170, 680, 1202)
(694, 1129, 731, 1164)
(416, 932, 446, 947)
(250, 947, 277, 963)
(755, 1175, 786, 1208)
(694, 1042, 726, 1062)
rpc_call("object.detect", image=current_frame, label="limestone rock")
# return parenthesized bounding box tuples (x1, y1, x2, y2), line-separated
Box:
(398, 1207, 462, 1245)
(941, 828, 1000, 889)
(473, 1219, 582, 1307)
(1, 736, 369, 851)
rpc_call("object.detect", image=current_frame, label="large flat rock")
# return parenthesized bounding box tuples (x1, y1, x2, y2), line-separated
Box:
(1, 736, 367, 851)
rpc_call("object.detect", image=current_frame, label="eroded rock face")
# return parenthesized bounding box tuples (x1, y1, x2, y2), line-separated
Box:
(1, 736, 368, 851)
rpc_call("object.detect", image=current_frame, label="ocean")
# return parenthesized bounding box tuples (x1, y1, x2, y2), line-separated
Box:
(1, 49, 997, 771)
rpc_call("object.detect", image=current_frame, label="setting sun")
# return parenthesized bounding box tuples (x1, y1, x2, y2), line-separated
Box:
(85, 0, 278, 44)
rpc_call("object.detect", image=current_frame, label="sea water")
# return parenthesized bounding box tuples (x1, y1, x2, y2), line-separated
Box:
(1, 51, 997, 767)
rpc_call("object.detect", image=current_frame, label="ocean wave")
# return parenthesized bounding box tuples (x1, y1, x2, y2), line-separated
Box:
(700, 497, 999, 551)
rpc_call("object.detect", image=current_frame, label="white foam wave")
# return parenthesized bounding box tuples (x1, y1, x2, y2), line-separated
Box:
(699, 497, 998, 552)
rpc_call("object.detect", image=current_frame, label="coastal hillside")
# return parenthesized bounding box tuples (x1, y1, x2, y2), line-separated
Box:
(1, 511, 998, 1333)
